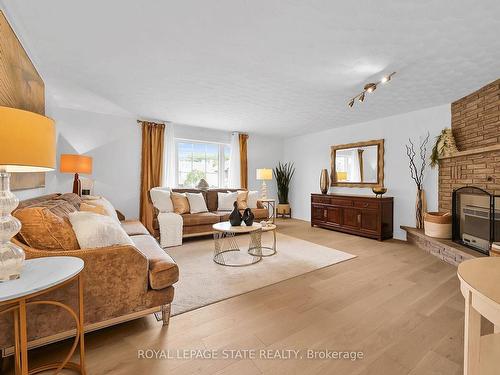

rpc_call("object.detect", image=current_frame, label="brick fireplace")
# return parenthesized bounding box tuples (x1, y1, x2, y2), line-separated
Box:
(439, 79, 500, 212)
(404, 78, 499, 265)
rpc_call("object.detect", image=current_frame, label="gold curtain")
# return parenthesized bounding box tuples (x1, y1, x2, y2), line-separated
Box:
(139, 121, 165, 233)
(239, 133, 249, 189)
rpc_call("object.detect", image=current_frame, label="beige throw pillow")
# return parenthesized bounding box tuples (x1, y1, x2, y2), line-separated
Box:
(217, 191, 238, 211)
(80, 202, 107, 215)
(171, 192, 190, 214)
(186, 192, 208, 213)
(236, 190, 248, 210)
(68, 211, 134, 248)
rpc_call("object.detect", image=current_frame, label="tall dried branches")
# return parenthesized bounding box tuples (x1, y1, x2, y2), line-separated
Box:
(405, 132, 430, 190)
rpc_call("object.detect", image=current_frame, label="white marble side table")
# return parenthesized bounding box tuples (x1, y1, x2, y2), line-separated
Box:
(0, 256, 86, 375)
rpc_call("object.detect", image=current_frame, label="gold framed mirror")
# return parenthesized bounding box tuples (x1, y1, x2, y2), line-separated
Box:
(330, 139, 384, 188)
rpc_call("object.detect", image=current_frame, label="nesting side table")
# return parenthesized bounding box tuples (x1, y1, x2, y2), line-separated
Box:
(458, 257, 500, 375)
(0, 256, 86, 375)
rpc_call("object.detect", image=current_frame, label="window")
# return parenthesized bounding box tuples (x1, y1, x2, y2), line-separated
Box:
(175, 139, 230, 188)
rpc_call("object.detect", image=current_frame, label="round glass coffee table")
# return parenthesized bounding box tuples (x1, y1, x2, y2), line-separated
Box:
(248, 223, 277, 257)
(212, 222, 263, 266)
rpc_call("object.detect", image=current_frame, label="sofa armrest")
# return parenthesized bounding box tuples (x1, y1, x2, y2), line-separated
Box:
(15, 240, 151, 323)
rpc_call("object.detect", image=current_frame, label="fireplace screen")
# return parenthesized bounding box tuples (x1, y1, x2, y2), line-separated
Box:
(452, 187, 500, 254)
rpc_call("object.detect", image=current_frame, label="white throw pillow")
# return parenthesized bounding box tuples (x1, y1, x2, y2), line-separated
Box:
(186, 192, 208, 213)
(82, 196, 119, 221)
(150, 187, 174, 213)
(247, 191, 259, 209)
(218, 191, 238, 211)
(68, 211, 134, 248)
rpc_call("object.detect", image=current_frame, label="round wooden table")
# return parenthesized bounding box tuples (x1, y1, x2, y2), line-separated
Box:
(212, 222, 263, 266)
(0, 256, 86, 374)
(458, 257, 500, 375)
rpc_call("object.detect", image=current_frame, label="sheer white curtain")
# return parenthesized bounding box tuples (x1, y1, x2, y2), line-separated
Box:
(228, 132, 241, 188)
(163, 123, 176, 187)
(347, 149, 361, 182)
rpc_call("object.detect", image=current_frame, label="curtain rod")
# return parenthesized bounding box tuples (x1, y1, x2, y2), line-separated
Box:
(137, 119, 171, 124)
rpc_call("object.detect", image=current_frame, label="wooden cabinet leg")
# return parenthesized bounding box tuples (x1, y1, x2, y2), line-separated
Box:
(464, 291, 481, 375)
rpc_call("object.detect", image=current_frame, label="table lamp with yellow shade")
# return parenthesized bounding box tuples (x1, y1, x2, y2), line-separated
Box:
(256, 168, 272, 199)
(60, 154, 93, 196)
(0, 106, 56, 281)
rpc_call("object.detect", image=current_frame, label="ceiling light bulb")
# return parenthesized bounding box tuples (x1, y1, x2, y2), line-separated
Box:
(381, 75, 391, 83)
(364, 83, 377, 93)
(358, 92, 365, 102)
(348, 99, 355, 107)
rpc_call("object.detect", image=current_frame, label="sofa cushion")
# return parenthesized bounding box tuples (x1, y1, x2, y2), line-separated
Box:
(214, 211, 231, 221)
(121, 220, 150, 236)
(182, 212, 219, 226)
(56, 193, 82, 209)
(205, 189, 241, 212)
(252, 208, 269, 220)
(14, 207, 80, 250)
(68, 211, 134, 248)
(131, 235, 179, 290)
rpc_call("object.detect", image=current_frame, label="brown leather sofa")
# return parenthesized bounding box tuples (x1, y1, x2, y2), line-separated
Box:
(0, 193, 178, 357)
(152, 188, 269, 238)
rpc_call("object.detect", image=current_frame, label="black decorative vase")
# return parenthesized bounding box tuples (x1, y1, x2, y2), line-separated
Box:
(242, 208, 254, 226)
(229, 201, 242, 226)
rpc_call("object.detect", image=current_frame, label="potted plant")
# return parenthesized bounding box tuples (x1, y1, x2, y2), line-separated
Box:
(273, 162, 295, 218)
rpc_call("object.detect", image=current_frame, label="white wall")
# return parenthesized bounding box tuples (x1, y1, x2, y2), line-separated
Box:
(283, 104, 450, 240)
(247, 134, 283, 200)
(18, 103, 142, 219)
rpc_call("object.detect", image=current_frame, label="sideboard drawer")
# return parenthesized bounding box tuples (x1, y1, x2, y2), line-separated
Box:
(311, 195, 331, 204)
(331, 198, 353, 207)
(354, 201, 379, 209)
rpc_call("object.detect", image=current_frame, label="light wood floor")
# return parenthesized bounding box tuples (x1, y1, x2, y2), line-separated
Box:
(9, 219, 473, 374)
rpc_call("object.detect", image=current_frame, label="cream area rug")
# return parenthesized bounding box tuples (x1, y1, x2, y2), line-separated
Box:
(166, 232, 356, 315)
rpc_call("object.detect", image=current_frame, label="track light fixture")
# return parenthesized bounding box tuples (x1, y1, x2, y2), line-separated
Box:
(347, 72, 396, 108)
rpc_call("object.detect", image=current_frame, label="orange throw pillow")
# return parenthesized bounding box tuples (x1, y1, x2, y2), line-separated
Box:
(171, 192, 190, 214)
(236, 190, 248, 210)
(80, 202, 107, 215)
(14, 207, 80, 251)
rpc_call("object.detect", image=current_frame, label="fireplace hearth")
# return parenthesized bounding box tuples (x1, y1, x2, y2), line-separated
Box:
(452, 187, 500, 255)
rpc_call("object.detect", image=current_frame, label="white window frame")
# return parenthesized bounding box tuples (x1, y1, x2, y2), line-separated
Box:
(174, 138, 230, 188)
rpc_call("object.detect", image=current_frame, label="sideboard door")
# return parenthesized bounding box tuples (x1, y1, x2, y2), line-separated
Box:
(360, 210, 380, 234)
(342, 208, 360, 230)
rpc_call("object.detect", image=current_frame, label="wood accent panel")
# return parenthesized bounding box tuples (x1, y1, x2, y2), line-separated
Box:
(0, 11, 46, 191)
(330, 139, 385, 188)
(311, 193, 393, 240)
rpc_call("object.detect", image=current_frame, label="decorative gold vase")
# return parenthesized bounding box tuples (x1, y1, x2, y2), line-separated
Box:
(415, 188, 427, 229)
(320, 169, 329, 194)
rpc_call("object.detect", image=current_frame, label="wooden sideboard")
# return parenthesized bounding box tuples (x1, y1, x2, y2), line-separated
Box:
(311, 193, 393, 241)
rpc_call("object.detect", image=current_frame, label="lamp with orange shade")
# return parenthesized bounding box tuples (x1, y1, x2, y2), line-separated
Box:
(60, 154, 93, 196)
(0, 106, 56, 281)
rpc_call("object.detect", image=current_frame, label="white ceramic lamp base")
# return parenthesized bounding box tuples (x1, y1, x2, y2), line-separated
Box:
(0, 172, 25, 282)
(260, 181, 268, 199)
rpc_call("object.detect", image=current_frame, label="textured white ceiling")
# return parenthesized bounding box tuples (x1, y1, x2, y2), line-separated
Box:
(2, 0, 500, 136)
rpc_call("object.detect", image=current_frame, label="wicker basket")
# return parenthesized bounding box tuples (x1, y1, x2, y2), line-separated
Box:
(491, 243, 500, 257)
(424, 212, 452, 239)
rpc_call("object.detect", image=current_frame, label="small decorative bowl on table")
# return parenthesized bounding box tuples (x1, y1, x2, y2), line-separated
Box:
(372, 186, 387, 198)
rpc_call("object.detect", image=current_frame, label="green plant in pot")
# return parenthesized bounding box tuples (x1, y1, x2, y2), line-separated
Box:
(273, 162, 295, 217)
